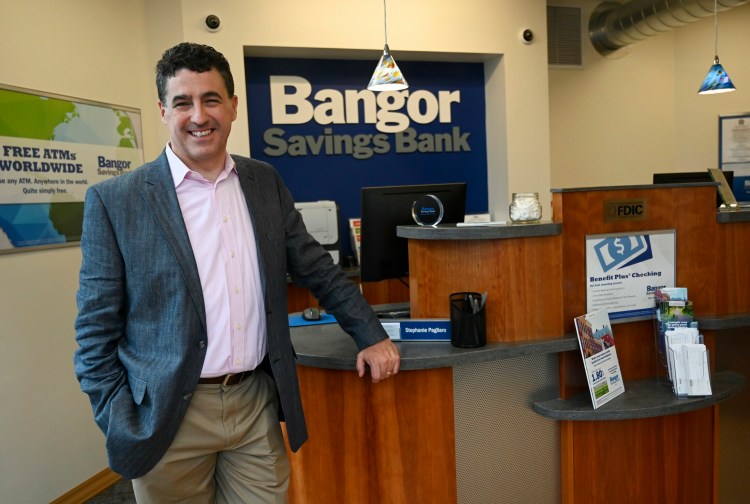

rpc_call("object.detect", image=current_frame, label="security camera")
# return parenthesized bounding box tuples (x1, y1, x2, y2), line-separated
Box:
(205, 15, 221, 32)
(522, 29, 534, 44)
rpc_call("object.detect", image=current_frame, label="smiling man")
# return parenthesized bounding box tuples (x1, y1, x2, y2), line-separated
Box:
(74, 42, 400, 503)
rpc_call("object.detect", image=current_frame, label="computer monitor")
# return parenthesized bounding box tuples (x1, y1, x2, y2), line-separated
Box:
(653, 170, 733, 207)
(359, 182, 467, 282)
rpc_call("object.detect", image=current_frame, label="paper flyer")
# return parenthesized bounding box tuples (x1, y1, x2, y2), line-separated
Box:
(574, 309, 626, 408)
(585, 231, 676, 321)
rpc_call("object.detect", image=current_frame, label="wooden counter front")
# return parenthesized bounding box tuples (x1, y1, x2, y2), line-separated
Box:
(551, 184, 744, 504)
(284, 190, 747, 503)
(287, 366, 456, 504)
(402, 223, 564, 343)
(285, 320, 573, 504)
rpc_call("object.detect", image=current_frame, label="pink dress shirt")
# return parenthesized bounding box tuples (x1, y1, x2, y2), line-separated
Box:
(166, 145, 266, 377)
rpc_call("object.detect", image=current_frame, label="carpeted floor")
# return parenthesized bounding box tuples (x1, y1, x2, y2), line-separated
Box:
(85, 479, 136, 503)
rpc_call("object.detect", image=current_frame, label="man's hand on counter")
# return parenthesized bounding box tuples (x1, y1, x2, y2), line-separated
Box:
(356, 338, 401, 383)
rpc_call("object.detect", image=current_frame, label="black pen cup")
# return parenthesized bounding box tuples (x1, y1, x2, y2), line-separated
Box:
(449, 292, 487, 348)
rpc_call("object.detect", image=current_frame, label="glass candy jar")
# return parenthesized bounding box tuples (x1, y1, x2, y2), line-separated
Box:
(509, 192, 542, 223)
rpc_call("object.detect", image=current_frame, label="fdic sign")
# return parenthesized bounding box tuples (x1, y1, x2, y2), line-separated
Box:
(604, 199, 647, 222)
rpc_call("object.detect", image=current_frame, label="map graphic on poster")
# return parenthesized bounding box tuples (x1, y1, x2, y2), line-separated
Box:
(0, 85, 143, 252)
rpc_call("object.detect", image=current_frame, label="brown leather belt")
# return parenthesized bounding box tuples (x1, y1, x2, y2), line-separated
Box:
(197, 370, 252, 386)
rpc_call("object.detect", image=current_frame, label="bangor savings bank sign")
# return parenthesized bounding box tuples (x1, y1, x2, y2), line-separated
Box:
(262, 75, 471, 160)
(245, 57, 489, 255)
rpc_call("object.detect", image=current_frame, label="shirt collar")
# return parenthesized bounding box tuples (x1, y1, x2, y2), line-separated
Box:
(165, 143, 236, 187)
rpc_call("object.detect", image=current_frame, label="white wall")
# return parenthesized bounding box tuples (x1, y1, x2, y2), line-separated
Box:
(549, 0, 750, 188)
(0, 1, 152, 502)
(674, 6, 750, 171)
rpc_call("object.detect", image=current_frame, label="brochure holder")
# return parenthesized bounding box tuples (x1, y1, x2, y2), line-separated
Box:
(652, 288, 713, 397)
(666, 344, 712, 397)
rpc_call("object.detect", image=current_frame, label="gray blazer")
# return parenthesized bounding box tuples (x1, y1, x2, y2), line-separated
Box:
(74, 152, 388, 479)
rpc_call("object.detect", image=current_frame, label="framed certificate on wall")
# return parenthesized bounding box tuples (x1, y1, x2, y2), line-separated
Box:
(719, 113, 750, 203)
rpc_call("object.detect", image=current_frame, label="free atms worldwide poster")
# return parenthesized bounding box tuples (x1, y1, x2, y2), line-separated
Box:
(0, 84, 143, 253)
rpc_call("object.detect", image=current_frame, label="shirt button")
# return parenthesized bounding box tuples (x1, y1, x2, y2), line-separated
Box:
(236, 324, 242, 331)
(234, 287, 240, 294)
(223, 216, 229, 223)
(230, 251, 236, 258)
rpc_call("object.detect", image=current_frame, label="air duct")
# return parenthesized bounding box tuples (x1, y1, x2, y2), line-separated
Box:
(589, 0, 749, 56)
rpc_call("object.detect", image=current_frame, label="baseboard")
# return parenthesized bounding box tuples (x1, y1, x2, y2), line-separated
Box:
(51, 468, 122, 504)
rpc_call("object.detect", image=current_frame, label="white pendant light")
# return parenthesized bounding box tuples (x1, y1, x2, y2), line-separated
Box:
(367, 0, 408, 92)
(698, 0, 736, 95)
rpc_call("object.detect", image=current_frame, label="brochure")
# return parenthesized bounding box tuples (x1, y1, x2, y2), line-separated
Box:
(654, 287, 695, 366)
(574, 309, 626, 408)
(652, 287, 710, 395)
(663, 326, 712, 396)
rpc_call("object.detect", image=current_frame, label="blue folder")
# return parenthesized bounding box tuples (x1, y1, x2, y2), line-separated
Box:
(288, 313, 337, 327)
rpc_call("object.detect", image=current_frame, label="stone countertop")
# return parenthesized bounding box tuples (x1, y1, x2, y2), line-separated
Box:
(290, 317, 746, 421)
(396, 222, 562, 240)
(290, 320, 578, 371)
(696, 313, 750, 330)
(532, 370, 745, 421)
(393, 212, 750, 236)
(716, 208, 750, 223)
(290, 310, 750, 370)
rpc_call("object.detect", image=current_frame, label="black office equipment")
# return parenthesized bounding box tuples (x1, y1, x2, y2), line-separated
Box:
(360, 182, 467, 283)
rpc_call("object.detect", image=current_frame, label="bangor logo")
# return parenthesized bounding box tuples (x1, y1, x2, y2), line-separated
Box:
(262, 76, 472, 160)
(594, 236, 652, 272)
(269, 76, 461, 133)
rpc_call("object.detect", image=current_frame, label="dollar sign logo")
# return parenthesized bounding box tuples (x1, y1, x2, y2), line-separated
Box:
(614, 238, 625, 256)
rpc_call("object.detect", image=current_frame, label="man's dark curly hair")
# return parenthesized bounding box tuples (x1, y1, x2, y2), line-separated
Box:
(155, 42, 235, 103)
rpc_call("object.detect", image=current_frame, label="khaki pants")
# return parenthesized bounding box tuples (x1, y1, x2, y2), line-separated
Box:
(132, 370, 290, 503)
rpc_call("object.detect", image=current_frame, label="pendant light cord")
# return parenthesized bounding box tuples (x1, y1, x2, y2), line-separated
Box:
(713, 0, 719, 59)
(383, 0, 389, 46)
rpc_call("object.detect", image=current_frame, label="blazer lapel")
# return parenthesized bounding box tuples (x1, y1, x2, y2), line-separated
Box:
(235, 161, 269, 296)
(141, 154, 207, 331)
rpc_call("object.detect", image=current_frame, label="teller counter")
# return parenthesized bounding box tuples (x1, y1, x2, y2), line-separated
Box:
(285, 184, 748, 503)
(286, 321, 573, 504)
(285, 222, 571, 504)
